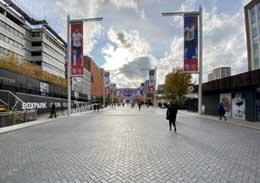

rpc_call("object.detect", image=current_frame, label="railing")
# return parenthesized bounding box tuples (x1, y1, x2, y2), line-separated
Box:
(0, 110, 37, 127)
(0, 89, 24, 111)
(0, 83, 89, 102)
(0, 102, 103, 128)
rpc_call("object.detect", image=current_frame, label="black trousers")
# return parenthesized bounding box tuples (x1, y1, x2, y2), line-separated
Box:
(50, 111, 57, 118)
(169, 116, 176, 131)
(219, 114, 226, 120)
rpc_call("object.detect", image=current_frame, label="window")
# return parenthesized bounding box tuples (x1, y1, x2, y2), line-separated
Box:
(252, 26, 257, 38)
(91, 75, 94, 83)
(31, 51, 42, 56)
(251, 8, 256, 24)
(32, 32, 41, 37)
(32, 42, 42, 46)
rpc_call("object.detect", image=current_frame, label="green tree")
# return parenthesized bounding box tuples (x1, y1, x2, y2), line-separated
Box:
(163, 68, 192, 102)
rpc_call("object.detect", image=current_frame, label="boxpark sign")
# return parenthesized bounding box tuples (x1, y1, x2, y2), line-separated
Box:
(22, 102, 47, 110)
(15, 93, 77, 114)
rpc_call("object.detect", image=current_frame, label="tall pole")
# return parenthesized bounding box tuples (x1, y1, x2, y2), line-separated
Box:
(154, 67, 157, 107)
(103, 73, 105, 107)
(111, 85, 114, 106)
(198, 6, 203, 115)
(67, 15, 71, 115)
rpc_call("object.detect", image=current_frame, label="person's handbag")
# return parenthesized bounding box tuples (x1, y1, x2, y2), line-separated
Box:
(166, 113, 170, 120)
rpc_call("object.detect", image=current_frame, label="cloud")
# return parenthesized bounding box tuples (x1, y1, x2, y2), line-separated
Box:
(16, 0, 250, 87)
(156, 1, 248, 84)
(102, 27, 151, 71)
(119, 56, 152, 79)
(110, 56, 153, 87)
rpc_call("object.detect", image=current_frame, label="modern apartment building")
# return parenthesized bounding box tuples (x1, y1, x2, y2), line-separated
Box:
(245, 0, 260, 71)
(208, 67, 231, 82)
(0, 0, 66, 78)
(84, 56, 104, 98)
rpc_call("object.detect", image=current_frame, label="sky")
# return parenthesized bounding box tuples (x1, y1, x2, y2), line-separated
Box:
(15, 0, 251, 88)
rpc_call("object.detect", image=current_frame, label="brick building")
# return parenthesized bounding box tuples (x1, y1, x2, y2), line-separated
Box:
(84, 56, 104, 98)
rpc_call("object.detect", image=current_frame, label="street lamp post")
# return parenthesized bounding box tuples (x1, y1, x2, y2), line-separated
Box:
(67, 15, 103, 115)
(154, 67, 157, 107)
(161, 6, 203, 115)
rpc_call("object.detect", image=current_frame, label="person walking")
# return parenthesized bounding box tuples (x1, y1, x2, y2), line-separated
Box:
(50, 103, 57, 118)
(138, 102, 142, 111)
(217, 102, 226, 120)
(97, 103, 100, 112)
(166, 102, 178, 132)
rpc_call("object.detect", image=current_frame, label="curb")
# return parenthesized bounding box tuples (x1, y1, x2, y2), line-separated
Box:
(0, 109, 105, 135)
(199, 115, 260, 131)
(178, 111, 260, 131)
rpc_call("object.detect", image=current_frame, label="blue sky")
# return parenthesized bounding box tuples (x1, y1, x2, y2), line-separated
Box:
(16, 0, 251, 87)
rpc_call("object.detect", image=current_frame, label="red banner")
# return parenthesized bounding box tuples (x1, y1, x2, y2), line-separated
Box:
(71, 22, 84, 76)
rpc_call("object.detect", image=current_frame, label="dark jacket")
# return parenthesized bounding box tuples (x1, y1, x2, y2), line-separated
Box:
(217, 103, 225, 115)
(166, 104, 178, 120)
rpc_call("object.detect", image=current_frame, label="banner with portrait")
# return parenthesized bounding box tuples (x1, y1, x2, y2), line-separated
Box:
(149, 69, 156, 92)
(104, 72, 110, 94)
(232, 93, 246, 120)
(184, 15, 198, 72)
(71, 22, 84, 76)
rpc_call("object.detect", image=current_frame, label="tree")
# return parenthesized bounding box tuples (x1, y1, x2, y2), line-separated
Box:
(163, 68, 192, 102)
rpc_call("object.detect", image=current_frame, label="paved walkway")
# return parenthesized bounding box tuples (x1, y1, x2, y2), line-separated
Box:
(179, 110, 260, 130)
(0, 107, 260, 183)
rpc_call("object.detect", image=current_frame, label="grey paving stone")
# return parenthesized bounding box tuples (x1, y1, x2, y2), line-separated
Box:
(0, 108, 260, 183)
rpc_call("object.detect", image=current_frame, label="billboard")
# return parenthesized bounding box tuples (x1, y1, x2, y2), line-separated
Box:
(140, 83, 144, 95)
(104, 72, 111, 94)
(184, 15, 198, 72)
(71, 22, 84, 76)
(220, 93, 232, 118)
(232, 93, 246, 120)
(112, 83, 117, 96)
(149, 69, 156, 92)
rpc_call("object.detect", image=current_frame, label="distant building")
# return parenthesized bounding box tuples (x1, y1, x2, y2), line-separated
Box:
(208, 73, 214, 82)
(245, 0, 260, 71)
(0, 1, 66, 78)
(84, 56, 104, 98)
(116, 88, 138, 100)
(144, 80, 149, 95)
(72, 68, 91, 101)
(157, 84, 164, 94)
(208, 67, 231, 82)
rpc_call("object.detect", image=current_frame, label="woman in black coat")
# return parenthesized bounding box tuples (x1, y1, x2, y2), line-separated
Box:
(166, 103, 178, 132)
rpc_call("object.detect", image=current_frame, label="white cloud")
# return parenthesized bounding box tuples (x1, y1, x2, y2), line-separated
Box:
(109, 0, 138, 9)
(102, 27, 151, 71)
(16, 0, 249, 87)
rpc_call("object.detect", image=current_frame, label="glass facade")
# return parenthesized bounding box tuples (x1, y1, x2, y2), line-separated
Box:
(250, 4, 260, 70)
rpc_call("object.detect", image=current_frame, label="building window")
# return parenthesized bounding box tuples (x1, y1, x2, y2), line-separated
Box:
(32, 42, 42, 46)
(252, 26, 257, 38)
(31, 51, 42, 56)
(251, 8, 256, 24)
(91, 75, 94, 83)
(32, 32, 41, 37)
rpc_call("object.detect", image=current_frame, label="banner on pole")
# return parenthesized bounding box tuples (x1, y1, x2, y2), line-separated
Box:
(184, 15, 198, 72)
(149, 69, 156, 92)
(140, 83, 144, 95)
(71, 22, 84, 76)
(104, 72, 111, 94)
(112, 83, 117, 96)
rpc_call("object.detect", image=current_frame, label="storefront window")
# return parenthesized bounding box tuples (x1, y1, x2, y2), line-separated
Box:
(252, 25, 257, 38)
(251, 8, 256, 24)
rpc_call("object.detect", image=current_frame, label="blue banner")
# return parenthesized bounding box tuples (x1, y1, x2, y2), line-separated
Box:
(184, 15, 198, 72)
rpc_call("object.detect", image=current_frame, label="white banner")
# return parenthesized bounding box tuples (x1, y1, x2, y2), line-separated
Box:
(232, 93, 246, 120)
(149, 69, 156, 92)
